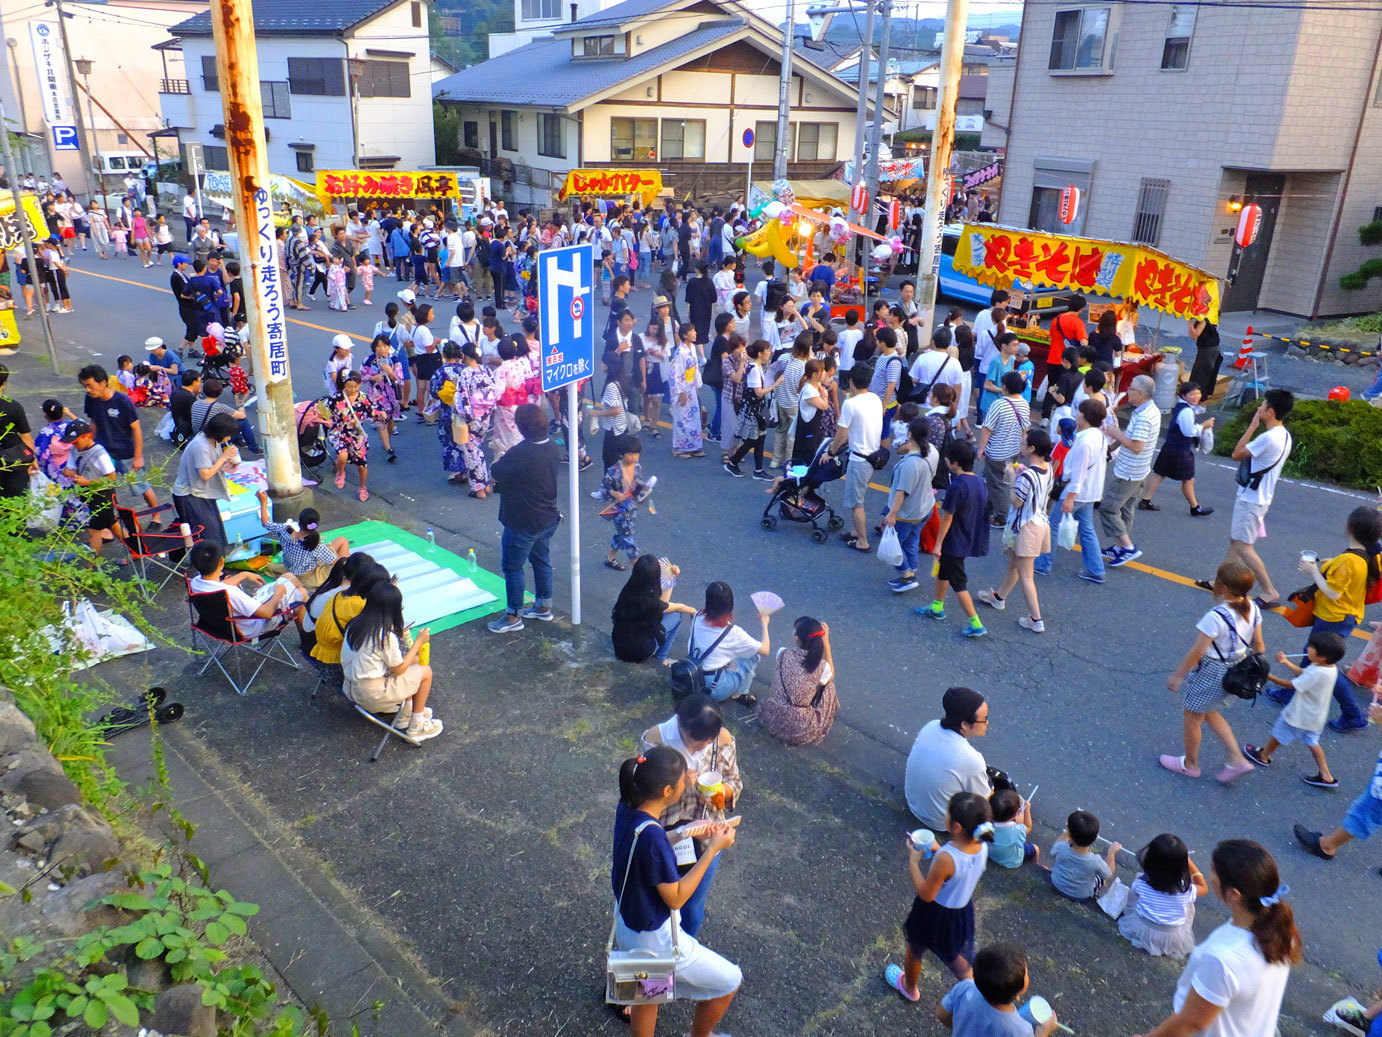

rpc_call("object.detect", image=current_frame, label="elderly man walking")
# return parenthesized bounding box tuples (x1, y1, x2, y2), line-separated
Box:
(1100, 374, 1160, 567)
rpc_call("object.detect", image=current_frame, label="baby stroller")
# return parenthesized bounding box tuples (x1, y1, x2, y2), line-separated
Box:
(760, 440, 846, 543)
(295, 399, 330, 477)
(199, 323, 246, 385)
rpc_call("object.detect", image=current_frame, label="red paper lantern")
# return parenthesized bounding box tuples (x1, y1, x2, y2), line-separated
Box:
(1058, 185, 1080, 225)
(889, 199, 901, 229)
(1235, 204, 1262, 248)
(851, 182, 869, 214)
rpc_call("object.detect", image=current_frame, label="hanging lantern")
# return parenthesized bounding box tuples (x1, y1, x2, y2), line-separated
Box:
(1235, 204, 1262, 248)
(1058, 185, 1080, 225)
(851, 182, 869, 214)
(889, 199, 901, 229)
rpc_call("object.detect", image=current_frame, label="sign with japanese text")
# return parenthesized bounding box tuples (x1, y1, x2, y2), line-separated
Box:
(252, 187, 289, 383)
(315, 170, 460, 201)
(539, 243, 595, 392)
(29, 23, 72, 129)
(952, 224, 1221, 323)
(0, 194, 51, 254)
(556, 169, 663, 205)
(961, 161, 1002, 191)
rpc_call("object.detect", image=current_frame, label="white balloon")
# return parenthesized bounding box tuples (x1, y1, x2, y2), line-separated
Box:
(872, 243, 892, 261)
(762, 201, 786, 221)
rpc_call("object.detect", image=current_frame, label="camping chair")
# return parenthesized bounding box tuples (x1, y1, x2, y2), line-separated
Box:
(331, 683, 420, 763)
(187, 580, 300, 695)
(295, 622, 419, 761)
(116, 505, 202, 597)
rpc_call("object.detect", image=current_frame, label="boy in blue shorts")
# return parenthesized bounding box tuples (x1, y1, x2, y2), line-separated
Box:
(1295, 698, 1382, 862)
(1244, 630, 1346, 788)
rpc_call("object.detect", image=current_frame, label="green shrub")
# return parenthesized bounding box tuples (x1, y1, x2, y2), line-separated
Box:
(1212, 398, 1382, 490)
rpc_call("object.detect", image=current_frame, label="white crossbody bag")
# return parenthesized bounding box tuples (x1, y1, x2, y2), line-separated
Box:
(606, 819, 678, 1006)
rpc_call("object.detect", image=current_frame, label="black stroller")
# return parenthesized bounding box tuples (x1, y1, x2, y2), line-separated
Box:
(760, 440, 846, 543)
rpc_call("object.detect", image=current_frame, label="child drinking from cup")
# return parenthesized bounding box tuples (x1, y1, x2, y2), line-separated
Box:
(938, 941, 1059, 1037)
(988, 789, 1038, 869)
(883, 791, 995, 1002)
(1116, 833, 1207, 958)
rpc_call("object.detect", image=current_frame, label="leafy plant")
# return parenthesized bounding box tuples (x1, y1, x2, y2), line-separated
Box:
(1341, 219, 1382, 290)
(1212, 398, 1382, 490)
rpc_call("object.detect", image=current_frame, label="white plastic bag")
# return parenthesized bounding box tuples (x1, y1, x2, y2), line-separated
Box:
(878, 525, 904, 567)
(154, 410, 175, 441)
(28, 471, 62, 531)
(1097, 876, 1129, 919)
(1057, 512, 1078, 550)
(1198, 426, 1215, 455)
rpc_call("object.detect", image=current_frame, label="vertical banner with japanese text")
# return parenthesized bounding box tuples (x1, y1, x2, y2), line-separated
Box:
(253, 187, 289, 382)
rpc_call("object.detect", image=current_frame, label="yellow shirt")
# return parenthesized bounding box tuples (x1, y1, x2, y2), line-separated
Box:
(311, 593, 365, 664)
(1314, 551, 1369, 623)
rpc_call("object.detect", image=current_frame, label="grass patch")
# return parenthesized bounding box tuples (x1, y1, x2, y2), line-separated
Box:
(1299, 313, 1382, 345)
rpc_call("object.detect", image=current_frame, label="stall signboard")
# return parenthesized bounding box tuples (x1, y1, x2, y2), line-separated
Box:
(556, 169, 663, 205)
(0, 194, 49, 253)
(953, 223, 1221, 323)
(315, 170, 462, 202)
(961, 161, 1002, 191)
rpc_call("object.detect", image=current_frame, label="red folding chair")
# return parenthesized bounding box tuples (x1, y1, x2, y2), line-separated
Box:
(116, 505, 202, 598)
(187, 579, 300, 695)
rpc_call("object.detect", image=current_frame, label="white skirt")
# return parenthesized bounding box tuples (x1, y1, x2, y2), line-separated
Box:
(613, 911, 742, 1001)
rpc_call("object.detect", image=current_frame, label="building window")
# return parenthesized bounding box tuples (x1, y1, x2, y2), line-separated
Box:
(1161, 5, 1196, 70)
(203, 145, 229, 171)
(796, 122, 836, 161)
(912, 85, 937, 109)
(753, 120, 776, 161)
(611, 117, 657, 160)
(660, 118, 705, 161)
(411, 1, 422, 26)
(117, 132, 128, 144)
(287, 57, 346, 96)
(201, 55, 219, 92)
(1049, 7, 1114, 72)
(500, 110, 516, 151)
(260, 81, 291, 119)
(463, 120, 479, 149)
(523, 0, 560, 18)
(357, 59, 410, 98)
(956, 98, 985, 116)
(296, 151, 315, 173)
(580, 34, 625, 57)
(539, 113, 565, 158)
(1132, 177, 1169, 245)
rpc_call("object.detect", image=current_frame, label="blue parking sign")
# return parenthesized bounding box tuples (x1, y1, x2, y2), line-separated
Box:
(51, 126, 78, 151)
(539, 243, 596, 393)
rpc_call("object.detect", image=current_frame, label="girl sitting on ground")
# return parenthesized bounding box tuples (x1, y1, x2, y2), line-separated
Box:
(1117, 833, 1207, 958)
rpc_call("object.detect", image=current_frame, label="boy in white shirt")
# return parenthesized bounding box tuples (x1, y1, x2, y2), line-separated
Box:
(188, 541, 307, 639)
(1243, 630, 1346, 788)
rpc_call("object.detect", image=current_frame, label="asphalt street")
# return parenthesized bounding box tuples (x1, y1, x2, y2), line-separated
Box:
(27, 245, 1382, 998)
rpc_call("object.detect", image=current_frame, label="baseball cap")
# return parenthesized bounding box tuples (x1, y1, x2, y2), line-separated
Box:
(144, 336, 164, 350)
(397, 289, 416, 303)
(60, 419, 92, 443)
(1016, 343, 1030, 355)
(480, 217, 493, 227)
(423, 218, 434, 228)
(332, 333, 353, 352)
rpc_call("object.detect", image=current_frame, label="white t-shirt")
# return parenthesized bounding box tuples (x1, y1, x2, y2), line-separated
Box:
(839, 391, 884, 455)
(909, 350, 963, 393)
(1195, 603, 1260, 664)
(904, 719, 990, 830)
(1172, 923, 1290, 1037)
(365, 219, 382, 253)
(412, 324, 437, 354)
(798, 381, 824, 417)
(183, 194, 197, 219)
(1281, 662, 1338, 732)
(688, 615, 761, 671)
(341, 631, 405, 682)
(189, 574, 294, 638)
(1237, 426, 1291, 507)
(836, 328, 864, 370)
(446, 231, 465, 267)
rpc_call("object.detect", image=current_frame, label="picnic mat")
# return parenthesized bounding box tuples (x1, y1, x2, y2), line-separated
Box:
(327, 521, 509, 635)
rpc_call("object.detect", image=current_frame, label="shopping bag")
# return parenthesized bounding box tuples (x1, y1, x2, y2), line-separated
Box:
(1097, 876, 1129, 919)
(1197, 426, 1215, 455)
(28, 471, 61, 531)
(1348, 621, 1382, 688)
(155, 410, 175, 441)
(878, 526, 904, 566)
(1056, 512, 1078, 550)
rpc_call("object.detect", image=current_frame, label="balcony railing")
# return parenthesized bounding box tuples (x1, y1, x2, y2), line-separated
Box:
(159, 78, 190, 94)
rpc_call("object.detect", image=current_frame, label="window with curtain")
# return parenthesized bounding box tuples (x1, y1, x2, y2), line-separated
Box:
(1049, 8, 1113, 72)
(1161, 5, 1197, 70)
(611, 117, 657, 161)
(660, 119, 705, 161)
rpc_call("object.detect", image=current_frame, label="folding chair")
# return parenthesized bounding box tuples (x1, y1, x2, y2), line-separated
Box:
(117, 505, 203, 597)
(294, 619, 416, 761)
(187, 581, 300, 695)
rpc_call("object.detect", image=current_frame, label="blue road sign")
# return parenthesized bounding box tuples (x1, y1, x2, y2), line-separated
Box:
(51, 125, 78, 151)
(742, 127, 755, 148)
(539, 243, 596, 393)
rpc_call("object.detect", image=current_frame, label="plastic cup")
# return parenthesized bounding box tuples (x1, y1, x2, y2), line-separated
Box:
(1019, 996, 1053, 1025)
(1300, 550, 1318, 566)
(908, 828, 933, 852)
(697, 770, 724, 809)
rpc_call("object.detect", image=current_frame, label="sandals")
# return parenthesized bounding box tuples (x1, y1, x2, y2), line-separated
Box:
(883, 964, 920, 1003)
(358, 488, 370, 502)
(468, 489, 488, 499)
(731, 693, 757, 708)
(1158, 754, 1201, 779)
(1192, 578, 1214, 592)
(1253, 596, 1283, 610)
(604, 559, 627, 571)
(334, 472, 346, 490)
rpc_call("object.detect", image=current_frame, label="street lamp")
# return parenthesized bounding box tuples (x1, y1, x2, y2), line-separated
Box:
(73, 57, 105, 208)
(346, 57, 367, 167)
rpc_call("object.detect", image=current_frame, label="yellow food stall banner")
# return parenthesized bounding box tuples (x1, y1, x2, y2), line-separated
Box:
(557, 169, 662, 204)
(953, 223, 1220, 323)
(316, 170, 463, 201)
(0, 194, 48, 347)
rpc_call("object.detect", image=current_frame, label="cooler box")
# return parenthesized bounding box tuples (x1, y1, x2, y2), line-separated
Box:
(218, 496, 268, 545)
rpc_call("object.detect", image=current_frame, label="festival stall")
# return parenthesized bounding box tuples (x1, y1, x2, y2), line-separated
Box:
(556, 168, 664, 208)
(203, 172, 324, 225)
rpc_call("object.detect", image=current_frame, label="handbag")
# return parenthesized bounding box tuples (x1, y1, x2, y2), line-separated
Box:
(1212, 606, 1270, 700)
(1282, 587, 1316, 628)
(1235, 432, 1291, 489)
(606, 820, 677, 1006)
(451, 413, 470, 446)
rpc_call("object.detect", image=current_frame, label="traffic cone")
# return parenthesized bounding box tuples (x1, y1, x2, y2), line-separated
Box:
(1232, 325, 1254, 369)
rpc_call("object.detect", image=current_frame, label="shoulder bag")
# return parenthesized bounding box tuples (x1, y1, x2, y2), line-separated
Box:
(669, 614, 732, 701)
(605, 819, 677, 1006)
(1212, 606, 1269, 700)
(1235, 432, 1291, 489)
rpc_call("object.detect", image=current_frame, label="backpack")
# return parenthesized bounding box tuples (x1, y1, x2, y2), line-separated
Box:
(763, 279, 788, 314)
(668, 615, 732, 702)
(1211, 606, 1270, 700)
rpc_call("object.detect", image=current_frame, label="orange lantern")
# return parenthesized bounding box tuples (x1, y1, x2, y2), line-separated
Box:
(889, 199, 901, 229)
(1235, 204, 1262, 248)
(1058, 185, 1080, 225)
(851, 182, 869, 215)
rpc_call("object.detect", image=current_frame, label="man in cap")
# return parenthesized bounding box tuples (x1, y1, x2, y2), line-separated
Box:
(58, 419, 124, 557)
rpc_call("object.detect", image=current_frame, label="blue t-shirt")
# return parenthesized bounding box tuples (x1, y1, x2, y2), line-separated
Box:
(150, 350, 183, 377)
(941, 472, 989, 558)
(611, 803, 678, 933)
(808, 265, 836, 290)
(84, 391, 139, 459)
(941, 979, 1034, 1037)
(989, 821, 1028, 869)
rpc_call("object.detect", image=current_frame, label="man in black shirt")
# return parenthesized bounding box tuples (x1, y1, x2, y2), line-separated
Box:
(488, 403, 560, 632)
(0, 364, 34, 497)
(170, 370, 200, 445)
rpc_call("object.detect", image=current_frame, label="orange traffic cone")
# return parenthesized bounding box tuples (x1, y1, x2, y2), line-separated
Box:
(1232, 325, 1254, 369)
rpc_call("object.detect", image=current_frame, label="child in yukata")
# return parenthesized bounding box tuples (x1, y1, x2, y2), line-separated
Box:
(600, 434, 657, 571)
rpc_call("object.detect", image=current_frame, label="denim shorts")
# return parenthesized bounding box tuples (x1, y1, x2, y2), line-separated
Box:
(1342, 787, 1382, 841)
(113, 456, 152, 495)
(1271, 713, 1321, 748)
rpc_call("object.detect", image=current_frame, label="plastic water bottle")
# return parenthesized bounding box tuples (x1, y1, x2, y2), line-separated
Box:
(235, 533, 244, 557)
(467, 548, 477, 573)
(426, 528, 435, 551)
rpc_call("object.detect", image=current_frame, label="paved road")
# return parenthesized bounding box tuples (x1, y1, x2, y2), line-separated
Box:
(26, 247, 1382, 997)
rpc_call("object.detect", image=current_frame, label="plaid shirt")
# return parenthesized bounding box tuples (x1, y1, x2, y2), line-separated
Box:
(265, 522, 336, 574)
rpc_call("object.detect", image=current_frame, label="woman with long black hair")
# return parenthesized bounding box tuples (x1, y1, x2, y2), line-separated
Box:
(341, 582, 442, 742)
(761, 616, 839, 745)
(611, 555, 697, 665)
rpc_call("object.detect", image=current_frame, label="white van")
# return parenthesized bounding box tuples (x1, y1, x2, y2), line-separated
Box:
(92, 153, 147, 176)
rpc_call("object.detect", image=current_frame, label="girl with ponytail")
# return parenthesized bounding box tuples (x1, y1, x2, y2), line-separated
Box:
(1134, 840, 1298, 1037)
(610, 745, 741, 1036)
(883, 791, 995, 1003)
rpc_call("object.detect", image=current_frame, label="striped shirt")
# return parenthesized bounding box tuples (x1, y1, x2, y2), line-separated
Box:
(868, 352, 903, 403)
(1130, 874, 1197, 925)
(981, 394, 1030, 462)
(1113, 401, 1161, 481)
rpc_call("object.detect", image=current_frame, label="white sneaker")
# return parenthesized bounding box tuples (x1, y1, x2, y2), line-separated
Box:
(1019, 616, 1045, 634)
(976, 589, 1006, 611)
(394, 707, 412, 729)
(406, 716, 443, 742)
(590, 489, 603, 499)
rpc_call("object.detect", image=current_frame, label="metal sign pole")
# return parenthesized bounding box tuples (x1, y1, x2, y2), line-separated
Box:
(567, 380, 581, 625)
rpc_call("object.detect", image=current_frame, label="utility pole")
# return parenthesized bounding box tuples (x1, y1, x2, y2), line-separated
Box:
(913, 0, 968, 352)
(210, 0, 308, 509)
(0, 98, 59, 372)
(773, 0, 796, 181)
(861, 0, 891, 317)
(846, 0, 875, 225)
(73, 58, 102, 209)
(47, 0, 94, 201)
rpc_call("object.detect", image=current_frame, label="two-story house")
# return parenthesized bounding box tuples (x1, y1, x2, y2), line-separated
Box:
(432, 0, 878, 208)
(487, 0, 621, 57)
(158, 0, 435, 180)
(999, 0, 1382, 317)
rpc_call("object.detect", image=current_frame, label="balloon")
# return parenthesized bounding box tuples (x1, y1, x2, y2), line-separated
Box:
(772, 178, 795, 207)
(829, 215, 850, 244)
(762, 201, 786, 221)
(872, 243, 893, 261)
(888, 235, 905, 255)
(766, 221, 798, 268)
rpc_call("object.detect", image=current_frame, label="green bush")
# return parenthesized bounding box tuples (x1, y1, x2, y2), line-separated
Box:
(1212, 398, 1382, 490)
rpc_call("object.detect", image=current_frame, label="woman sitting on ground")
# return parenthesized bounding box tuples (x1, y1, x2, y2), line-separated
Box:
(256, 491, 350, 588)
(611, 555, 698, 665)
(760, 617, 839, 746)
(341, 581, 442, 742)
(686, 581, 770, 708)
